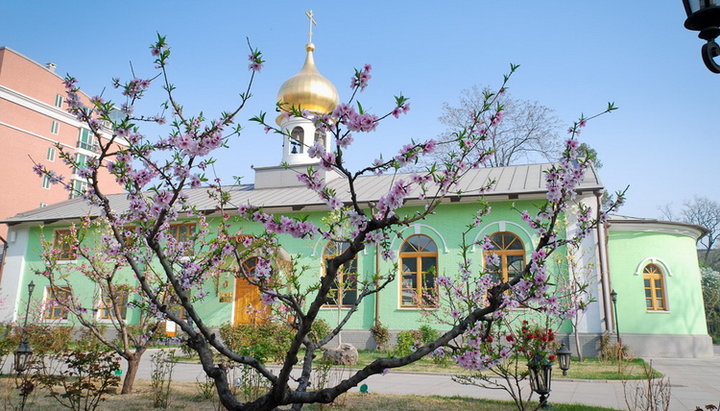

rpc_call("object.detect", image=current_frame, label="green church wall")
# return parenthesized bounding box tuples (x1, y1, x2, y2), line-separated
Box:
(607, 229, 707, 335)
(15, 199, 579, 335)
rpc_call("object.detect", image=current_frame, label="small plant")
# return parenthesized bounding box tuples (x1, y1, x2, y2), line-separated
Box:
(370, 322, 390, 351)
(150, 349, 176, 409)
(39, 350, 120, 411)
(599, 332, 629, 361)
(195, 375, 215, 400)
(234, 365, 272, 403)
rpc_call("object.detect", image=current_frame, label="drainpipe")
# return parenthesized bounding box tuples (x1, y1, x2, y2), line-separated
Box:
(594, 190, 613, 333)
(0, 234, 8, 283)
(374, 244, 380, 327)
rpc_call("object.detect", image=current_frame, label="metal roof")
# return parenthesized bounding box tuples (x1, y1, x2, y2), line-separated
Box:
(1, 163, 604, 225)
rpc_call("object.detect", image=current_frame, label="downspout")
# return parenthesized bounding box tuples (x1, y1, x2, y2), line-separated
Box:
(374, 244, 380, 327)
(594, 190, 613, 333)
(0, 234, 8, 283)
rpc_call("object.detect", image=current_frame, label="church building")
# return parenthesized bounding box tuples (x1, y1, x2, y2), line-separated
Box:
(0, 33, 712, 358)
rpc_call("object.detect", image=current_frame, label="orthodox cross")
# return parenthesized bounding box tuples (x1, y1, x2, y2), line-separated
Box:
(305, 10, 317, 43)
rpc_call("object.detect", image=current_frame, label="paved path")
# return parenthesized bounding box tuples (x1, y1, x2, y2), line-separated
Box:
(115, 348, 720, 410)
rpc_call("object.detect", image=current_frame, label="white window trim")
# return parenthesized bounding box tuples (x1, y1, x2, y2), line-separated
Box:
(42, 175, 51, 189)
(50, 120, 59, 135)
(46, 147, 56, 162)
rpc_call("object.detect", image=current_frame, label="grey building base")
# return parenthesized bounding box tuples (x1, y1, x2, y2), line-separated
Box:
(322, 330, 714, 359)
(549, 332, 713, 359)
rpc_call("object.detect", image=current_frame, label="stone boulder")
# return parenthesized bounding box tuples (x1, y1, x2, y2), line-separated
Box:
(322, 343, 358, 366)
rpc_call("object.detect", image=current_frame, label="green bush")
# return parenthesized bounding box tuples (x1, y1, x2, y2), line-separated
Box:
(391, 330, 422, 357)
(311, 318, 330, 344)
(419, 325, 439, 343)
(392, 326, 444, 360)
(219, 322, 293, 363)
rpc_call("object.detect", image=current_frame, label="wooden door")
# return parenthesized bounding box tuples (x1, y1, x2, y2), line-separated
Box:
(233, 278, 266, 326)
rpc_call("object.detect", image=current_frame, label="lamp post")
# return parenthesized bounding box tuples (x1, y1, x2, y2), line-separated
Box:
(682, 0, 720, 73)
(557, 343, 572, 377)
(610, 289, 621, 344)
(13, 281, 35, 373)
(528, 355, 553, 409)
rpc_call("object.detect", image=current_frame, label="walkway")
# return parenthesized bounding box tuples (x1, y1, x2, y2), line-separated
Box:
(121, 348, 720, 410)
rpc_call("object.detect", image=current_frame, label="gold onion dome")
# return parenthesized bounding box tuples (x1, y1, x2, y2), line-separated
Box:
(276, 42, 339, 123)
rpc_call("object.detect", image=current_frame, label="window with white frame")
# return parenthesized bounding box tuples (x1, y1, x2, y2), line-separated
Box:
(54, 94, 63, 108)
(77, 128, 95, 151)
(42, 175, 51, 189)
(69, 179, 87, 199)
(50, 120, 59, 135)
(46, 147, 56, 161)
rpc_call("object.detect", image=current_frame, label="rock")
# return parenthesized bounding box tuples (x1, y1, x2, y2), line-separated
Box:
(322, 343, 358, 366)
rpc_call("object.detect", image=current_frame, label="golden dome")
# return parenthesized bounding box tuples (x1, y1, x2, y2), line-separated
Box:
(276, 42, 339, 123)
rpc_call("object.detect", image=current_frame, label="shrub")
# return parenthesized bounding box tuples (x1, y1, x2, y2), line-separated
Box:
(391, 330, 422, 357)
(39, 350, 120, 411)
(150, 349, 175, 409)
(10, 325, 72, 354)
(310, 318, 330, 345)
(219, 322, 294, 363)
(599, 332, 631, 362)
(74, 326, 108, 352)
(419, 325, 439, 343)
(370, 322, 390, 351)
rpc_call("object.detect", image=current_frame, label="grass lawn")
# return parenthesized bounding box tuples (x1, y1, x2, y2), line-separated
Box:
(174, 349, 659, 380)
(0, 380, 618, 410)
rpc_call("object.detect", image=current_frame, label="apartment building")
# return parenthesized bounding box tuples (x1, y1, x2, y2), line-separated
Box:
(0, 47, 126, 239)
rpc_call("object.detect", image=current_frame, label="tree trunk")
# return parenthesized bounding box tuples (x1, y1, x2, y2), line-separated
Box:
(573, 319, 584, 362)
(121, 356, 141, 394)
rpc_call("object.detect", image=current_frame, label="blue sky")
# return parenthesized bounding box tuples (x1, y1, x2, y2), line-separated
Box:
(1, 1, 717, 219)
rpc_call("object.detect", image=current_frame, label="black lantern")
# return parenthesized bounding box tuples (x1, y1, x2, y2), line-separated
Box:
(13, 281, 36, 373)
(682, 0, 720, 72)
(13, 339, 32, 373)
(528, 356, 552, 409)
(557, 343, 572, 376)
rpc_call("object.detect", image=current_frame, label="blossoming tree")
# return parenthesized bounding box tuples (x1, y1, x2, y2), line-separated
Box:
(32, 34, 623, 410)
(36, 218, 166, 394)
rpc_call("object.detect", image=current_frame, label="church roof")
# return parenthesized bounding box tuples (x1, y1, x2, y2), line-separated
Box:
(1, 163, 603, 225)
(607, 214, 708, 240)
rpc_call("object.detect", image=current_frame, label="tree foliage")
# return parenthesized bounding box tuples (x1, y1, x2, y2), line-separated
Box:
(660, 196, 720, 269)
(437, 85, 562, 167)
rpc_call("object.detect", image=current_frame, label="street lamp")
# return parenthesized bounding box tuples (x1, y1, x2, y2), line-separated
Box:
(13, 281, 35, 373)
(528, 355, 552, 409)
(557, 343, 572, 377)
(682, 0, 720, 72)
(610, 289, 621, 344)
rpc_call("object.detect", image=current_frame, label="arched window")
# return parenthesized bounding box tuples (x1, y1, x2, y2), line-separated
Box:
(483, 232, 525, 282)
(643, 264, 667, 311)
(323, 242, 358, 307)
(314, 129, 326, 147)
(290, 126, 304, 154)
(400, 234, 438, 307)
